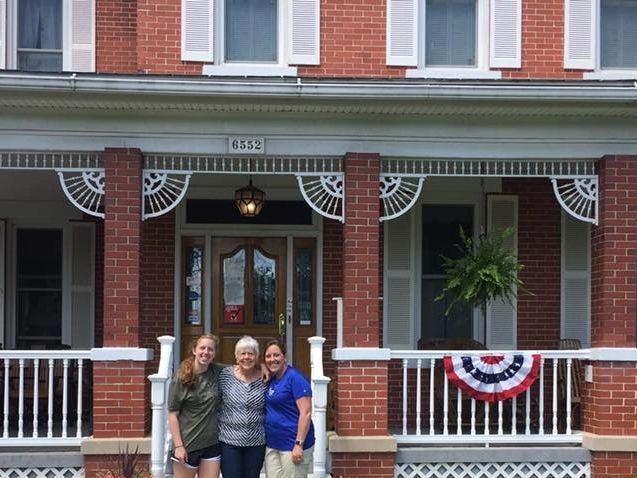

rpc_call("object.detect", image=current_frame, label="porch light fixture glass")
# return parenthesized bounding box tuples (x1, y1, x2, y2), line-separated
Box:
(234, 176, 265, 217)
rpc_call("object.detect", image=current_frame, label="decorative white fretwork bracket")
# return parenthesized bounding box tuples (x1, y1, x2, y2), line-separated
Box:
(56, 169, 105, 218)
(550, 177, 598, 225)
(296, 174, 344, 222)
(142, 171, 192, 220)
(379, 176, 425, 222)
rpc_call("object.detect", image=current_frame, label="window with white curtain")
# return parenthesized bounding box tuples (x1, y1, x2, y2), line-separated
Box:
(17, 0, 63, 72)
(600, 0, 637, 69)
(425, 0, 476, 67)
(225, 0, 277, 62)
(0, 0, 95, 72)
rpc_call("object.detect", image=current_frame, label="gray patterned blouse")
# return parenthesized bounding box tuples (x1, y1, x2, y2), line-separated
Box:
(218, 366, 267, 447)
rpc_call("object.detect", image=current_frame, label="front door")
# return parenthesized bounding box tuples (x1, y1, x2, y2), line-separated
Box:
(213, 237, 288, 366)
(180, 236, 316, 377)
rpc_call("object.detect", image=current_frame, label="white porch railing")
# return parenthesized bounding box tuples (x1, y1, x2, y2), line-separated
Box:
(0, 350, 92, 446)
(390, 349, 589, 446)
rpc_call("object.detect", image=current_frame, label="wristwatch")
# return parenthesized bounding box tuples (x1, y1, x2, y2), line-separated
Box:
(294, 440, 303, 446)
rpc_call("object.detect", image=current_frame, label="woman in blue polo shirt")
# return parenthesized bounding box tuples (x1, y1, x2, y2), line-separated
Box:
(263, 339, 315, 478)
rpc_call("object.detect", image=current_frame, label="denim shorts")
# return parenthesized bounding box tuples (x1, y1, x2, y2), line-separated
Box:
(174, 443, 221, 468)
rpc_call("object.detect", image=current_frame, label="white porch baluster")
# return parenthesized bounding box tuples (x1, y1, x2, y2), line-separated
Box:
(566, 358, 573, 434)
(511, 397, 517, 435)
(47, 359, 54, 438)
(32, 359, 39, 437)
(525, 389, 531, 435)
(402, 359, 408, 435)
(442, 366, 449, 435)
(429, 359, 435, 435)
(484, 401, 490, 437)
(456, 389, 462, 436)
(470, 399, 476, 435)
(76, 359, 84, 438)
(552, 359, 558, 434)
(415, 359, 422, 435)
(3, 359, 9, 438)
(497, 400, 503, 435)
(539, 358, 545, 434)
(18, 358, 24, 438)
(62, 359, 69, 438)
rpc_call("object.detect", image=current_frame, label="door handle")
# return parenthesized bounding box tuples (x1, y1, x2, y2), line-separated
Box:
(278, 313, 286, 340)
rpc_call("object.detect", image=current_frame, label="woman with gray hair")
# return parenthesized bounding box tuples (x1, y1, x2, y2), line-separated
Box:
(218, 336, 267, 478)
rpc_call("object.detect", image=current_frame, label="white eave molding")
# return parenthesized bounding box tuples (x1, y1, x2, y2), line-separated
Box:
(1, 73, 637, 117)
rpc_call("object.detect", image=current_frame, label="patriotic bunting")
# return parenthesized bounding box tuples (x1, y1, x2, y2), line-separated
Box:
(443, 353, 541, 402)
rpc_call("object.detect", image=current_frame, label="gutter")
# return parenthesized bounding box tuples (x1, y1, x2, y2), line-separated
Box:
(0, 72, 636, 103)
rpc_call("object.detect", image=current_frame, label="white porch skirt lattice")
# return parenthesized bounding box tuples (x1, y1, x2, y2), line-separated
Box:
(0, 468, 84, 478)
(395, 462, 590, 478)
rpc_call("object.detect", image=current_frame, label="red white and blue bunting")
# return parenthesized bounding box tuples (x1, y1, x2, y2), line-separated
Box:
(443, 353, 541, 402)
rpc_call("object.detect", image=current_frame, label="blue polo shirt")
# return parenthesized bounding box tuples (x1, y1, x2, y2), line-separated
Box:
(264, 366, 315, 451)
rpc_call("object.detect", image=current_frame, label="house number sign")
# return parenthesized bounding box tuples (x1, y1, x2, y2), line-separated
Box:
(228, 136, 265, 154)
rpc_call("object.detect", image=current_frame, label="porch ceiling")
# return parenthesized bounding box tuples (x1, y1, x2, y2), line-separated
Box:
(1, 73, 637, 118)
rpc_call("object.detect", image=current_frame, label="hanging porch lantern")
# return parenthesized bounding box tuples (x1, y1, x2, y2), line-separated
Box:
(234, 177, 265, 217)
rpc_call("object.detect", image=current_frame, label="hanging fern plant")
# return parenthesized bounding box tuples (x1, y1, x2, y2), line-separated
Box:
(435, 226, 531, 337)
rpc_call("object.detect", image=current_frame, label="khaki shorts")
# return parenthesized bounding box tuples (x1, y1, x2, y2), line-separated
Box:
(264, 445, 314, 478)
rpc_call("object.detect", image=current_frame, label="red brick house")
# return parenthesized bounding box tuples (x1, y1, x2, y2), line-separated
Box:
(0, 0, 636, 477)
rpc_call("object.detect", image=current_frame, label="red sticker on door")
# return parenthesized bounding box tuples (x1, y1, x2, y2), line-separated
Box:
(224, 304, 244, 324)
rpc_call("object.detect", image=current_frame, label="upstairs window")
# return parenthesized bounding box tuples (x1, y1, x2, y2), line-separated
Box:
(600, 0, 637, 68)
(0, 0, 95, 72)
(18, 0, 63, 72)
(181, 0, 319, 76)
(387, 0, 521, 79)
(425, 0, 476, 67)
(225, 0, 277, 63)
(566, 0, 637, 78)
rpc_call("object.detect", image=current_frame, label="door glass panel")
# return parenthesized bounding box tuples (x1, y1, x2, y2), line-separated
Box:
(16, 229, 62, 348)
(253, 249, 275, 325)
(295, 248, 313, 325)
(185, 246, 203, 325)
(223, 249, 246, 322)
(421, 205, 474, 340)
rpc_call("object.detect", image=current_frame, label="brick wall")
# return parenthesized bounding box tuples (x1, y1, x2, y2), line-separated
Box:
(586, 155, 637, 477)
(94, 219, 104, 347)
(501, 0, 583, 79)
(591, 156, 637, 348)
(103, 148, 143, 347)
(331, 452, 395, 478)
(93, 0, 594, 79)
(140, 212, 176, 370)
(298, 0, 404, 77)
(96, 0, 138, 72)
(92, 361, 151, 437)
(136, 0, 202, 74)
(502, 179, 561, 349)
(322, 219, 343, 378)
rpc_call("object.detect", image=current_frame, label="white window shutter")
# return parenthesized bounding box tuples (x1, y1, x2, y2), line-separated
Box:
(0, 0, 5, 70)
(561, 213, 591, 348)
(387, 0, 418, 66)
(384, 213, 415, 349)
(486, 195, 518, 349)
(68, 222, 95, 348)
(490, 0, 521, 68)
(564, 0, 596, 69)
(288, 0, 320, 65)
(181, 0, 214, 62)
(63, 0, 95, 72)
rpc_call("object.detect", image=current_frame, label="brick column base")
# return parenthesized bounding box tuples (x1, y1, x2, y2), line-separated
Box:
(92, 361, 151, 437)
(331, 452, 394, 478)
(591, 452, 637, 478)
